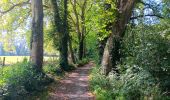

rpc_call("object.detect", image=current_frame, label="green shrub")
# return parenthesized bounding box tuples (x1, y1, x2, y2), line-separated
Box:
(90, 25, 170, 100)
(0, 61, 52, 99)
(113, 68, 162, 100)
(77, 58, 90, 67)
(90, 67, 114, 100)
(68, 64, 76, 71)
(122, 25, 170, 93)
(43, 62, 76, 75)
(43, 63, 60, 75)
(90, 66, 163, 100)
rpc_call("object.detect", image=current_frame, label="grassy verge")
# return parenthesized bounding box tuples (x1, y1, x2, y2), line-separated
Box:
(0, 60, 52, 99)
(89, 66, 114, 100)
(0, 56, 89, 99)
(89, 66, 170, 100)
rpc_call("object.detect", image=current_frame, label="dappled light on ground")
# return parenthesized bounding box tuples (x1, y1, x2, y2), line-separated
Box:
(48, 62, 95, 100)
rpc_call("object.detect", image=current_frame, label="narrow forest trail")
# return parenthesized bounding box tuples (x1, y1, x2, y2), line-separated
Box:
(47, 62, 95, 100)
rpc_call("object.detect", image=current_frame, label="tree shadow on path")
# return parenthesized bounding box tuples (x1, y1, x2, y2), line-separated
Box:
(48, 62, 95, 100)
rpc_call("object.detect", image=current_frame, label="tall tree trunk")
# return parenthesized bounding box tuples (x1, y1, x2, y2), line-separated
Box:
(68, 36, 76, 64)
(101, 0, 137, 75)
(30, 0, 44, 71)
(72, 0, 82, 60)
(61, 0, 69, 70)
(71, 0, 87, 61)
(79, 0, 87, 60)
(83, 37, 86, 58)
(78, 37, 84, 60)
(51, 0, 69, 71)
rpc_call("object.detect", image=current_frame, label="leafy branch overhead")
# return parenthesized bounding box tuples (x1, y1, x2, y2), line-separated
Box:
(0, 0, 30, 15)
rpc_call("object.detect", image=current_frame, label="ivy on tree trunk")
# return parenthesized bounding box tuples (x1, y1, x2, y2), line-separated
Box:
(51, 0, 69, 71)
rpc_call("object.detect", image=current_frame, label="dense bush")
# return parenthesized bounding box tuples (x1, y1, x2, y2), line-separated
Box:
(122, 25, 170, 91)
(90, 67, 114, 100)
(90, 66, 164, 100)
(0, 60, 51, 99)
(43, 62, 61, 75)
(90, 25, 170, 100)
(43, 61, 76, 75)
(77, 58, 90, 67)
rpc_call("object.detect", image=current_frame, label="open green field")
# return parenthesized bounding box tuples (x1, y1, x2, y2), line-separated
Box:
(0, 56, 57, 65)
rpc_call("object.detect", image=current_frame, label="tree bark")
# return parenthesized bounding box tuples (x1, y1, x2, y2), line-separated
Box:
(30, 0, 44, 71)
(51, 0, 69, 71)
(70, 0, 87, 61)
(83, 37, 86, 58)
(78, 37, 84, 60)
(68, 35, 76, 64)
(79, 0, 87, 60)
(61, 0, 69, 70)
(98, 35, 109, 64)
(101, 0, 137, 75)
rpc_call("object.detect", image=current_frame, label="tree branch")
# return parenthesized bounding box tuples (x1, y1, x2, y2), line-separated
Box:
(130, 14, 164, 20)
(68, 14, 76, 26)
(0, 0, 49, 15)
(0, 0, 30, 14)
(138, 0, 162, 8)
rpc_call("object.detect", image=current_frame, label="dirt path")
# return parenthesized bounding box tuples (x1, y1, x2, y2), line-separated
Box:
(48, 62, 95, 100)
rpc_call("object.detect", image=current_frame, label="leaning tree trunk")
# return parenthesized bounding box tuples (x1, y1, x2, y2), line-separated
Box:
(101, 0, 137, 75)
(98, 36, 109, 64)
(30, 0, 44, 71)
